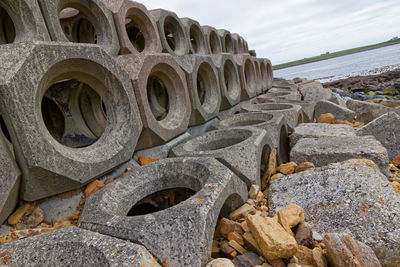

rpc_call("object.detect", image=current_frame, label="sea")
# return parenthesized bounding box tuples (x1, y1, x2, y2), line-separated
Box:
(274, 43, 400, 83)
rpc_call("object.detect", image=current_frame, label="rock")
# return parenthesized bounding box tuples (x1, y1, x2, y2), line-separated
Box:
(243, 232, 262, 255)
(270, 173, 285, 182)
(229, 239, 248, 255)
(290, 136, 390, 176)
(346, 99, 393, 123)
(232, 252, 263, 267)
(261, 148, 277, 189)
(276, 162, 298, 175)
(287, 264, 301, 267)
(295, 245, 314, 266)
(277, 210, 293, 235)
(312, 231, 324, 242)
(328, 95, 347, 107)
(229, 204, 256, 221)
(317, 113, 335, 124)
(312, 247, 328, 267)
(246, 213, 298, 261)
(206, 258, 235, 267)
(218, 218, 243, 238)
(298, 81, 332, 102)
(314, 100, 356, 122)
(83, 179, 104, 198)
(25, 208, 45, 228)
(267, 258, 286, 267)
(393, 155, 400, 167)
(281, 204, 305, 228)
(295, 222, 313, 247)
(249, 185, 260, 199)
(295, 162, 315, 173)
(228, 231, 244, 246)
(323, 233, 381, 267)
(268, 159, 400, 266)
(356, 112, 400, 160)
(138, 156, 160, 166)
(220, 241, 238, 259)
(8, 202, 35, 225)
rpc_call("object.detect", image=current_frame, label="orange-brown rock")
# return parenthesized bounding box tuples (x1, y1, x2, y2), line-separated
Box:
(317, 113, 335, 124)
(218, 218, 243, 238)
(227, 231, 244, 246)
(295, 162, 315, 173)
(25, 207, 45, 228)
(312, 247, 328, 267)
(393, 155, 400, 167)
(138, 156, 160, 166)
(262, 148, 277, 188)
(276, 162, 298, 175)
(295, 245, 314, 266)
(270, 173, 285, 182)
(84, 179, 105, 198)
(7, 202, 35, 225)
(206, 258, 235, 267)
(281, 204, 305, 228)
(228, 204, 256, 221)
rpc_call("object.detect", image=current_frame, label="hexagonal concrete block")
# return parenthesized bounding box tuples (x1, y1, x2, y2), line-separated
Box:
(150, 9, 189, 56)
(38, 0, 120, 55)
(211, 112, 290, 164)
(0, 42, 142, 201)
(258, 90, 302, 102)
(314, 100, 356, 122)
(181, 18, 209, 55)
(103, 0, 162, 54)
(291, 136, 390, 176)
(115, 53, 191, 149)
(218, 29, 235, 53)
(233, 54, 259, 100)
(253, 59, 263, 95)
(202, 25, 223, 54)
(232, 33, 246, 54)
(79, 157, 248, 267)
(260, 98, 316, 123)
(257, 58, 273, 92)
(0, 227, 160, 266)
(174, 55, 222, 126)
(171, 126, 273, 187)
(0, 0, 50, 44)
(346, 99, 394, 123)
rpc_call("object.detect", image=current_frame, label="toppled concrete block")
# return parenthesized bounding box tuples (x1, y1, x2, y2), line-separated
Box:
(346, 99, 393, 123)
(298, 81, 332, 102)
(314, 100, 356, 122)
(202, 25, 223, 54)
(0, 0, 50, 43)
(290, 136, 389, 176)
(233, 54, 259, 99)
(0, 42, 142, 201)
(323, 233, 382, 267)
(268, 159, 400, 266)
(357, 112, 400, 160)
(79, 157, 248, 267)
(171, 126, 273, 187)
(181, 18, 208, 54)
(262, 98, 316, 123)
(0, 227, 160, 266)
(38, 0, 120, 55)
(290, 123, 356, 147)
(261, 90, 302, 101)
(150, 9, 189, 55)
(328, 95, 346, 107)
(218, 29, 235, 54)
(173, 55, 222, 126)
(115, 53, 191, 149)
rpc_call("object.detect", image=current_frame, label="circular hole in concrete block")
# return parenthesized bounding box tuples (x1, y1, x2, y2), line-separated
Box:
(244, 59, 257, 94)
(266, 62, 273, 87)
(126, 25, 145, 52)
(224, 34, 234, 53)
(223, 113, 273, 128)
(163, 16, 185, 54)
(279, 125, 289, 163)
(260, 144, 272, 177)
(125, 8, 155, 53)
(59, 7, 97, 44)
(196, 62, 219, 111)
(127, 187, 196, 216)
(189, 24, 202, 53)
(41, 97, 66, 142)
(260, 62, 268, 88)
(0, 5, 16, 44)
(223, 59, 240, 100)
(297, 113, 304, 125)
(147, 75, 170, 121)
(255, 103, 293, 111)
(0, 115, 12, 143)
(209, 31, 220, 54)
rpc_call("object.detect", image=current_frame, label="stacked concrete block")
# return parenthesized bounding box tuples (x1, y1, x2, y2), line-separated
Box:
(218, 29, 235, 53)
(234, 54, 259, 100)
(260, 98, 316, 122)
(202, 26, 223, 54)
(181, 18, 209, 54)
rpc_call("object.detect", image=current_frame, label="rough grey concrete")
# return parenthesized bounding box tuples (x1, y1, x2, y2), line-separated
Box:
(290, 123, 356, 147)
(259, 90, 302, 101)
(268, 159, 400, 267)
(38, 0, 120, 55)
(188, 118, 219, 136)
(290, 136, 390, 176)
(346, 99, 393, 123)
(171, 126, 272, 187)
(314, 100, 356, 121)
(253, 59, 263, 95)
(298, 82, 332, 102)
(0, 227, 160, 266)
(328, 95, 347, 107)
(218, 30, 235, 53)
(357, 112, 400, 160)
(0, 134, 21, 224)
(0, 42, 142, 201)
(173, 55, 222, 126)
(115, 53, 191, 150)
(181, 18, 208, 54)
(233, 54, 258, 100)
(79, 157, 248, 267)
(261, 59, 273, 91)
(150, 9, 189, 56)
(260, 98, 316, 122)
(0, 0, 50, 43)
(231, 33, 246, 54)
(202, 26, 223, 54)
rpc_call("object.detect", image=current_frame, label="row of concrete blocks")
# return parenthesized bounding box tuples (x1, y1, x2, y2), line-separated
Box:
(0, 0, 250, 56)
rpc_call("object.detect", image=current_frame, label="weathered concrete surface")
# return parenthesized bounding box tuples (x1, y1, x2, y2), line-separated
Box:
(261, 90, 302, 101)
(218, 29, 235, 54)
(231, 33, 246, 54)
(202, 26, 222, 54)
(0, 42, 142, 201)
(290, 136, 390, 176)
(233, 54, 259, 100)
(269, 159, 400, 267)
(298, 81, 332, 102)
(357, 112, 400, 160)
(171, 126, 273, 187)
(79, 157, 248, 267)
(290, 123, 356, 147)
(181, 18, 208, 54)
(0, 227, 160, 266)
(346, 99, 393, 123)
(115, 53, 191, 150)
(260, 98, 316, 123)
(314, 100, 356, 122)
(260, 59, 273, 91)
(38, 0, 120, 55)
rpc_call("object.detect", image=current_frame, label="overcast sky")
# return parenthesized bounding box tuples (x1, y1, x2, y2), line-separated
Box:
(139, 0, 400, 64)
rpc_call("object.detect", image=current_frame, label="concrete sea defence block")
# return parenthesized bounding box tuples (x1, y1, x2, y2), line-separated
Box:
(181, 17, 209, 54)
(314, 100, 356, 122)
(0, 42, 142, 201)
(290, 136, 390, 176)
(218, 29, 235, 54)
(150, 9, 189, 56)
(231, 33, 246, 54)
(0, 0, 50, 44)
(263, 59, 274, 90)
(171, 126, 273, 187)
(115, 53, 191, 150)
(233, 54, 259, 100)
(79, 157, 248, 267)
(258, 90, 302, 101)
(268, 159, 400, 266)
(260, 98, 316, 122)
(298, 81, 332, 102)
(253, 58, 263, 95)
(173, 55, 222, 126)
(38, 0, 120, 55)
(0, 227, 160, 266)
(202, 25, 223, 54)
(347, 99, 394, 123)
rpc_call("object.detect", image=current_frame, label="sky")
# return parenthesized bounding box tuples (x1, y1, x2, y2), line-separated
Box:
(139, 0, 400, 64)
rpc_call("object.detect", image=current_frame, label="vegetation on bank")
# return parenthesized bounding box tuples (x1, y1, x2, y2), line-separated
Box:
(274, 37, 400, 70)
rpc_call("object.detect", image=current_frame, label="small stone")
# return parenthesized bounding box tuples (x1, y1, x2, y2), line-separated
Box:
(391, 182, 400, 193)
(389, 164, 399, 171)
(220, 241, 237, 259)
(287, 264, 301, 267)
(7, 202, 35, 225)
(281, 204, 305, 228)
(84, 179, 104, 198)
(295, 222, 313, 247)
(312, 231, 324, 242)
(138, 156, 160, 166)
(312, 247, 328, 267)
(249, 185, 260, 199)
(393, 155, 400, 167)
(295, 162, 315, 173)
(255, 192, 265, 203)
(228, 231, 244, 246)
(229, 239, 247, 255)
(218, 218, 243, 238)
(206, 258, 235, 267)
(317, 113, 335, 124)
(295, 245, 314, 266)
(277, 210, 293, 236)
(229, 204, 256, 221)
(290, 256, 299, 264)
(25, 207, 45, 228)
(241, 221, 250, 232)
(246, 199, 256, 206)
(270, 173, 284, 182)
(243, 232, 262, 255)
(276, 162, 298, 175)
(267, 258, 286, 267)
(262, 148, 277, 189)
(53, 219, 73, 230)
(232, 252, 263, 267)
(334, 119, 353, 126)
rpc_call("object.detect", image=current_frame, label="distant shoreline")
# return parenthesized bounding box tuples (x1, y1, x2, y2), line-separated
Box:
(273, 39, 400, 70)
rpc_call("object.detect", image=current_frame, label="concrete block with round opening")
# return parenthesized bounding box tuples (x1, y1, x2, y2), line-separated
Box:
(150, 9, 189, 56)
(253, 58, 263, 95)
(263, 58, 274, 90)
(0, 227, 160, 266)
(233, 54, 258, 100)
(259, 98, 316, 123)
(202, 26, 223, 54)
(259, 90, 302, 102)
(104, 0, 162, 55)
(0, 42, 142, 201)
(115, 53, 191, 149)
(78, 157, 248, 267)
(38, 0, 120, 55)
(172, 126, 273, 187)
(232, 33, 246, 54)
(173, 55, 222, 126)
(181, 17, 209, 55)
(218, 29, 235, 53)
